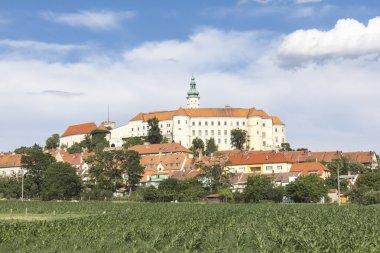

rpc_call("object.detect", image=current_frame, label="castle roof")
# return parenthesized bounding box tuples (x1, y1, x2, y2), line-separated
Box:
(129, 108, 284, 125)
(61, 122, 98, 137)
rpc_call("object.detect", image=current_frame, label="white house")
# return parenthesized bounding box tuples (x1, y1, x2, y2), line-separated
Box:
(59, 122, 98, 148)
(0, 153, 24, 177)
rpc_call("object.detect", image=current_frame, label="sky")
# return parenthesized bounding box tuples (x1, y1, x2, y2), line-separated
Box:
(0, 0, 380, 153)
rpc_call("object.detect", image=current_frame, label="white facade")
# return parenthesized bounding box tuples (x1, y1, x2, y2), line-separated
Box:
(59, 134, 87, 148)
(109, 76, 286, 151)
(0, 167, 24, 177)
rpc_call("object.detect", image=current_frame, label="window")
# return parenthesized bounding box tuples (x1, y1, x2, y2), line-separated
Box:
(218, 138, 221, 144)
(277, 165, 282, 171)
(143, 126, 145, 130)
(178, 120, 180, 124)
(211, 130, 214, 135)
(242, 122, 245, 126)
(218, 130, 221, 135)
(178, 128, 181, 131)
(205, 121, 208, 126)
(167, 123, 170, 127)
(131, 128, 134, 131)
(263, 141, 266, 146)
(192, 130, 195, 135)
(160, 124, 163, 128)
(282, 128, 284, 133)
(257, 130, 259, 135)
(199, 121, 201, 126)
(275, 128, 278, 132)
(218, 121, 221, 126)
(224, 121, 227, 126)
(275, 137, 278, 143)
(192, 122, 195, 126)
(237, 121, 239, 126)
(224, 130, 227, 135)
(137, 127, 140, 131)
(224, 139, 227, 144)
(186, 120, 188, 124)
(198, 130, 202, 136)
(262, 132, 266, 138)
(205, 130, 208, 136)
(263, 123, 266, 127)
(266, 166, 273, 171)
(211, 121, 214, 126)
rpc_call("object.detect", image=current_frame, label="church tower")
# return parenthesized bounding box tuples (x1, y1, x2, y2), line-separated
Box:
(186, 75, 200, 109)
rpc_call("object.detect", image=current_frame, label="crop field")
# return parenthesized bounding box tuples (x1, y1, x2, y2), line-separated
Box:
(0, 201, 379, 252)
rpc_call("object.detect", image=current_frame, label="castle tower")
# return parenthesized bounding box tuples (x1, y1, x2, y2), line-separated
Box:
(186, 75, 200, 109)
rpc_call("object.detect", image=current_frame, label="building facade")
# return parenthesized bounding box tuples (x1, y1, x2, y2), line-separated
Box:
(110, 76, 286, 151)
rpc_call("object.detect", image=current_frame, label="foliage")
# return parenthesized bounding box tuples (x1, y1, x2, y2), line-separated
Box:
(198, 162, 229, 193)
(122, 137, 145, 149)
(0, 177, 22, 199)
(279, 143, 293, 151)
(21, 146, 56, 198)
(14, 144, 42, 154)
(45, 134, 60, 150)
(243, 175, 284, 203)
(147, 117, 163, 144)
(327, 156, 367, 176)
(67, 142, 82, 154)
(230, 129, 247, 150)
(349, 172, 380, 204)
(191, 137, 204, 157)
(41, 162, 82, 200)
(324, 175, 348, 191)
(205, 138, 218, 156)
(81, 186, 113, 201)
(286, 174, 328, 203)
(0, 202, 380, 252)
(122, 150, 144, 196)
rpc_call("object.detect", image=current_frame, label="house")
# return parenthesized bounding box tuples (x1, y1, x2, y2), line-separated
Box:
(206, 194, 225, 204)
(129, 143, 192, 156)
(49, 150, 93, 180)
(59, 122, 98, 148)
(226, 151, 292, 174)
(271, 172, 300, 186)
(290, 162, 330, 179)
(0, 153, 24, 177)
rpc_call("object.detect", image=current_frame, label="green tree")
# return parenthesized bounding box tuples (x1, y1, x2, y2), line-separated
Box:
(21, 146, 56, 198)
(205, 138, 218, 156)
(349, 171, 380, 204)
(327, 156, 367, 175)
(41, 162, 82, 200)
(67, 142, 82, 154)
(15, 144, 42, 154)
(199, 161, 229, 193)
(122, 150, 144, 196)
(230, 129, 247, 150)
(147, 117, 163, 144)
(286, 174, 327, 203)
(122, 137, 146, 149)
(324, 175, 348, 190)
(280, 143, 293, 151)
(45, 133, 60, 150)
(243, 175, 284, 203)
(192, 138, 204, 157)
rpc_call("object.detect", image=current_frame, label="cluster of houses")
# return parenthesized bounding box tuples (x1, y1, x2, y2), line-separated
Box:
(0, 142, 377, 198)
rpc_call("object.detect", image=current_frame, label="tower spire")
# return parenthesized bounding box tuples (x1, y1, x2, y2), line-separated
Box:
(186, 75, 200, 109)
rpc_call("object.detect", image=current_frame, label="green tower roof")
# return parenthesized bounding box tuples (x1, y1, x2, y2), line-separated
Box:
(187, 75, 199, 97)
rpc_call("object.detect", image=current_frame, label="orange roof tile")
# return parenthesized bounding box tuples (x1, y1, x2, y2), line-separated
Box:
(283, 151, 376, 164)
(228, 151, 290, 166)
(129, 143, 191, 155)
(140, 153, 189, 171)
(0, 154, 22, 168)
(129, 107, 284, 125)
(61, 122, 97, 137)
(290, 162, 329, 176)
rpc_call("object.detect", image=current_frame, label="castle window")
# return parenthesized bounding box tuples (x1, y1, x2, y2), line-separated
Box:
(192, 122, 195, 126)
(224, 139, 227, 144)
(211, 121, 214, 126)
(131, 128, 134, 131)
(218, 138, 221, 144)
(160, 124, 163, 128)
(137, 127, 140, 131)
(263, 123, 266, 127)
(218, 130, 221, 135)
(211, 130, 214, 135)
(178, 120, 180, 124)
(263, 141, 266, 146)
(143, 126, 145, 130)
(275, 137, 278, 143)
(218, 121, 221, 126)
(192, 130, 195, 135)
(224, 130, 227, 135)
(198, 130, 202, 136)
(199, 121, 201, 126)
(237, 121, 239, 126)
(242, 122, 245, 126)
(205, 130, 208, 136)
(275, 128, 277, 132)
(205, 121, 208, 126)
(224, 121, 227, 126)
(257, 130, 259, 135)
(262, 132, 266, 138)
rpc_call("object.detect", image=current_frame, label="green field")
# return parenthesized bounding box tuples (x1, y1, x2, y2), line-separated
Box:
(0, 201, 379, 252)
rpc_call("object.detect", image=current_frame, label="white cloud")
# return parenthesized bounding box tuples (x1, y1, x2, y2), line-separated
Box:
(0, 27, 379, 153)
(41, 10, 134, 30)
(278, 17, 380, 64)
(0, 39, 87, 52)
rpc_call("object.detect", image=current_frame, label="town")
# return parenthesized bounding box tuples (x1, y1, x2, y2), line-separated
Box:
(0, 76, 378, 204)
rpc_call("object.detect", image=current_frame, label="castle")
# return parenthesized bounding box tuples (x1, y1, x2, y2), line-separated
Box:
(108, 76, 286, 151)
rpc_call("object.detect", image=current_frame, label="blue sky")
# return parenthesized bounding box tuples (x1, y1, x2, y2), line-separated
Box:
(1, 0, 380, 152)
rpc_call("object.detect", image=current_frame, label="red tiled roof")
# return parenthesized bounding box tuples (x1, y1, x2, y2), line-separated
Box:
(129, 143, 191, 155)
(283, 151, 376, 164)
(228, 151, 290, 166)
(0, 154, 22, 168)
(290, 162, 329, 176)
(61, 122, 97, 137)
(140, 153, 189, 171)
(129, 108, 284, 125)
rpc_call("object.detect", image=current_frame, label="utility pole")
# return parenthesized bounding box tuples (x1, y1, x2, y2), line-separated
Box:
(337, 162, 341, 206)
(21, 168, 24, 202)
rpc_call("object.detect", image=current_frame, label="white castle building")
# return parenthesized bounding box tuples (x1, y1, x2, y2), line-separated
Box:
(109, 76, 286, 151)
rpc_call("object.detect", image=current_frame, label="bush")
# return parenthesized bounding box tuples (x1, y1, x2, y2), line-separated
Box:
(81, 187, 113, 201)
